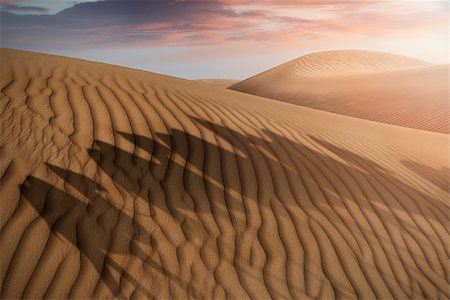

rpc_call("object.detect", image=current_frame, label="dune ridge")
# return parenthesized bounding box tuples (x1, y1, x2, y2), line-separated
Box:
(230, 50, 448, 134)
(249, 50, 431, 79)
(0, 49, 449, 299)
(194, 79, 239, 88)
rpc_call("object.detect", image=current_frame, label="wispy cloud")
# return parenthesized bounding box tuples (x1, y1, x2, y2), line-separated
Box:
(1, 0, 446, 49)
(1, 0, 447, 78)
(0, 3, 49, 14)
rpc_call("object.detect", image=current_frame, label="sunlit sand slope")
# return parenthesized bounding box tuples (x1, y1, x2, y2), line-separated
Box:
(195, 79, 239, 88)
(230, 50, 448, 133)
(1, 49, 448, 299)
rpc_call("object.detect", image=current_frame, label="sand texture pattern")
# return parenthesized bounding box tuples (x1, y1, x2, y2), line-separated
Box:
(230, 50, 448, 133)
(1, 49, 449, 299)
(195, 79, 239, 88)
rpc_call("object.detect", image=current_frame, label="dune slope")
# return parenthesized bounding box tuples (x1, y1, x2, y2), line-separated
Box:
(194, 79, 239, 88)
(0, 49, 449, 299)
(230, 50, 448, 133)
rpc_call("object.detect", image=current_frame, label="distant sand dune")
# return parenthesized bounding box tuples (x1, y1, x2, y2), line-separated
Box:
(194, 79, 239, 88)
(230, 50, 448, 133)
(262, 50, 431, 78)
(0, 49, 449, 299)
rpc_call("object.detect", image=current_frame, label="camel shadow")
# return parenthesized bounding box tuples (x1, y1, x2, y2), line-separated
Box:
(21, 166, 203, 298)
(19, 118, 449, 298)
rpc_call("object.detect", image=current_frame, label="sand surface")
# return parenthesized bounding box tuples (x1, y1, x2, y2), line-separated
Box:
(230, 50, 448, 133)
(195, 79, 239, 88)
(1, 49, 449, 299)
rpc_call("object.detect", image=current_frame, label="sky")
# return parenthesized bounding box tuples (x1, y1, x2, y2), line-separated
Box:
(0, 0, 448, 79)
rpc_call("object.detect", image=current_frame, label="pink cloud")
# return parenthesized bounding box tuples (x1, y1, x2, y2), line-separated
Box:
(1, 0, 447, 65)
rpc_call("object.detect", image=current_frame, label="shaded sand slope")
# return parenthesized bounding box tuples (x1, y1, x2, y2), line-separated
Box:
(0, 49, 449, 299)
(195, 79, 239, 88)
(230, 50, 449, 133)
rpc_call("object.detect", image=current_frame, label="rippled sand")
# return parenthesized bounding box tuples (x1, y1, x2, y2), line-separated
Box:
(1, 49, 448, 299)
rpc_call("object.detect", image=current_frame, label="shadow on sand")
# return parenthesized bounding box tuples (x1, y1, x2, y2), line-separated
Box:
(20, 118, 447, 298)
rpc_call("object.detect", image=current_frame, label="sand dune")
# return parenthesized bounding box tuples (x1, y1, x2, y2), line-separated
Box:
(230, 50, 448, 133)
(195, 79, 239, 88)
(0, 48, 449, 299)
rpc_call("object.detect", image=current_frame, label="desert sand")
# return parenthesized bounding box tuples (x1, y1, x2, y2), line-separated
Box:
(195, 79, 239, 88)
(0, 49, 449, 299)
(230, 50, 449, 133)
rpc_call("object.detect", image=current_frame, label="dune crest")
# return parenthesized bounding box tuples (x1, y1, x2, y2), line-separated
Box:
(230, 50, 448, 133)
(0, 49, 449, 299)
(252, 50, 431, 79)
(195, 79, 239, 88)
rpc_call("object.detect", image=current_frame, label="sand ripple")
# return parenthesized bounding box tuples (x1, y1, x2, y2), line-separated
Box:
(230, 50, 448, 133)
(0, 49, 448, 299)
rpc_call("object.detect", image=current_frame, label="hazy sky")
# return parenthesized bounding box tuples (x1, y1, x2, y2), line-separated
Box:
(1, 0, 448, 79)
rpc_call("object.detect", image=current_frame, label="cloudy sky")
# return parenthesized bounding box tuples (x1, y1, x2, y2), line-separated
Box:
(1, 0, 448, 79)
